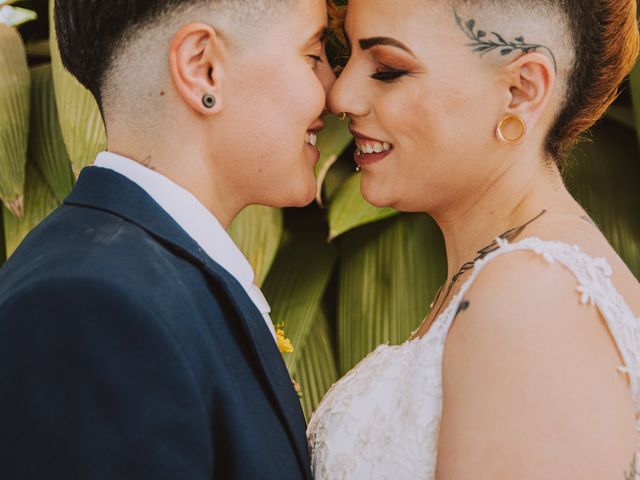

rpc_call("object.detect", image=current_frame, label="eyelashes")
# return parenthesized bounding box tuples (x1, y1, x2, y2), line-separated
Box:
(308, 55, 323, 68)
(370, 69, 408, 82)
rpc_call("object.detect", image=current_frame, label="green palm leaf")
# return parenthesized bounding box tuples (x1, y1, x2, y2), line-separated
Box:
(227, 206, 283, 287)
(3, 161, 59, 257)
(328, 173, 398, 240)
(49, 1, 106, 176)
(338, 214, 446, 373)
(566, 119, 640, 277)
(291, 307, 338, 420)
(0, 25, 29, 217)
(0, 6, 37, 27)
(262, 208, 337, 372)
(29, 64, 74, 203)
(629, 61, 640, 143)
(314, 114, 353, 206)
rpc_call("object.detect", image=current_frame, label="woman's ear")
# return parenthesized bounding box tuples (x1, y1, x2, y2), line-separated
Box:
(169, 23, 226, 115)
(503, 51, 556, 137)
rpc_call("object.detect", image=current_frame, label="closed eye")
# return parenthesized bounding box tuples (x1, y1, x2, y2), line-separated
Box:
(308, 55, 323, 67)
(371, 69, 408, 82)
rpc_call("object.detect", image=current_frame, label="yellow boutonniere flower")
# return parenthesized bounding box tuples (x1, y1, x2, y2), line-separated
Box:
(274, 323, 302, 398)
(275, 323, 294, 353)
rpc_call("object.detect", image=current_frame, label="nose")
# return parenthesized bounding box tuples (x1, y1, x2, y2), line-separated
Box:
(317, 48, 337, 115)
(318, 48, 337, 95)
(327, 59, 369, 118)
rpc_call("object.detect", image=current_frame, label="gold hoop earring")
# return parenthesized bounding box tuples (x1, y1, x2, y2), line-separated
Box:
(338, 112, 347, 121)
(496, 114, 526, 144)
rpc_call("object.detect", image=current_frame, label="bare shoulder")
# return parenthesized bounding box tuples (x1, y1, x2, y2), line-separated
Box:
(435, 249, 638, 480)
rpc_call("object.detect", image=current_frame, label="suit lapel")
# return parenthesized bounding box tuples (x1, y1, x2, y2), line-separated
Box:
(65, 167, 311, 478)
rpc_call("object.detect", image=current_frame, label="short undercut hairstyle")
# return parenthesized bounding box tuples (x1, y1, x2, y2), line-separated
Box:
(452, 0, 640, 164)
(54, 0, 296, 111)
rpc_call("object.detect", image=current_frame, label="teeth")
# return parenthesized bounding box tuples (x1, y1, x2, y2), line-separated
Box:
(355, 139, 393, 154)
(306, 131, 317, 146)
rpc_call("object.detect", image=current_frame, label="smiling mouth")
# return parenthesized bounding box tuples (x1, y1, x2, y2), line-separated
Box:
(354, 138, 393, 154)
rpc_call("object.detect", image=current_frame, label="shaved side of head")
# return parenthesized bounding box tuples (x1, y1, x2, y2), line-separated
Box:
(54, 0, 298, 118)
(445, 0, 639, 161)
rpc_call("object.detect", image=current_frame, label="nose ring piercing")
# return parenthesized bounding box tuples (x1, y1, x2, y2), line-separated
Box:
(338, 112, 347, 121)
(202, 93, 216, 109)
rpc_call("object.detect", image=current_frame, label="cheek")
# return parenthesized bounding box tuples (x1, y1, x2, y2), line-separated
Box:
(388, 80, 493, 164)
(246, 64, 324, 135)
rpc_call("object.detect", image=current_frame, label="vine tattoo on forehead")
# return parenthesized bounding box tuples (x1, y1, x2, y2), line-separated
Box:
(454, 11, 558, 71)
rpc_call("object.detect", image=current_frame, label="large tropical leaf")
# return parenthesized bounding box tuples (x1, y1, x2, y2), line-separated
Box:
(338, 213, 446, 373)
(0, 5, 37, 27)
(49, 1, 106, 176)
(566, 119, 640, 277)
(291, 307, 338, 420)
(630, 61, 640, 143)
(314, 114, 353, 206)
(262, 208, 337, 372)
(328, 173, 398, 240)
(0, 24, 29, 217)
(3, 161, 59, 257)
(227, 205, 283, 287)
(29, 64, 74, 203)
(0, 209, 6, 265)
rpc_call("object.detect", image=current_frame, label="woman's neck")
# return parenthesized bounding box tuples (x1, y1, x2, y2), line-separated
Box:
(432, 160, 579, 287)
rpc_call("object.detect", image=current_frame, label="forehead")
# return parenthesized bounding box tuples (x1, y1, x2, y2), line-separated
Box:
(345, 0, 450, 39)
(249, 0, 327, 52)
(285, 0, 328, 31)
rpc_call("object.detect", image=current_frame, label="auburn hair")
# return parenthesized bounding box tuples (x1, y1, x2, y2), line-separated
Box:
(548, 0, 640, 163)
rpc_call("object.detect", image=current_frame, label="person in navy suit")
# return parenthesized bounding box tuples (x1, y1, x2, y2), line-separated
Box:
(0, 0, 334, 478)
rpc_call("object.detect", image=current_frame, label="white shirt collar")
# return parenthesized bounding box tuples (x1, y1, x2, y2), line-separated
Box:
(93, 152, 276, 339)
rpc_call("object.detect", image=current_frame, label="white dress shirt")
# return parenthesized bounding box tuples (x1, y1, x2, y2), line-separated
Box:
(93, 151, 277, 342)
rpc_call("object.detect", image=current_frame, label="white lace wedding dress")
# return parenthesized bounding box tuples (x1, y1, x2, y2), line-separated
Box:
(307, 237, 640, 479)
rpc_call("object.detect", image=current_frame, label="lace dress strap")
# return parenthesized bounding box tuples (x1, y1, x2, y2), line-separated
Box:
(435, 236, 640, 402)
(431, 236, 640, 478)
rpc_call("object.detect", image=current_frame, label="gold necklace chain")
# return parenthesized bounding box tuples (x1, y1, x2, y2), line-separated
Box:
(428, 209, 548, 320)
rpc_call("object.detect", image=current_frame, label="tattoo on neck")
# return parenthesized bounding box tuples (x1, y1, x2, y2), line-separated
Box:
(429, 209, 547, 319)
(454, 11, 558, 72)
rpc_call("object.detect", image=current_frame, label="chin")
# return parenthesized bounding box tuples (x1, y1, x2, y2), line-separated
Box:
(268, 178, 317, 208)
(291, 183, 317, 207)
(360, 176, 395, 210)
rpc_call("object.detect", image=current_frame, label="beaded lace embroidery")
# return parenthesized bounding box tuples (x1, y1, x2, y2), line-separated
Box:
(308, 237, 640, 479)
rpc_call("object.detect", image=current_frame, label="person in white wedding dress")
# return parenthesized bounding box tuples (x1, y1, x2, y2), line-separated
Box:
(308, 0, 640, 478)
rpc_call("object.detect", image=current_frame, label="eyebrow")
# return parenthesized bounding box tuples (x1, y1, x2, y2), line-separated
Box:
(359, 37, 415, 57)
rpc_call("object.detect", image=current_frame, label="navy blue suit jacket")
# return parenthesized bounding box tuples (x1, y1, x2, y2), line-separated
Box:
(0, 167, 311, 479)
